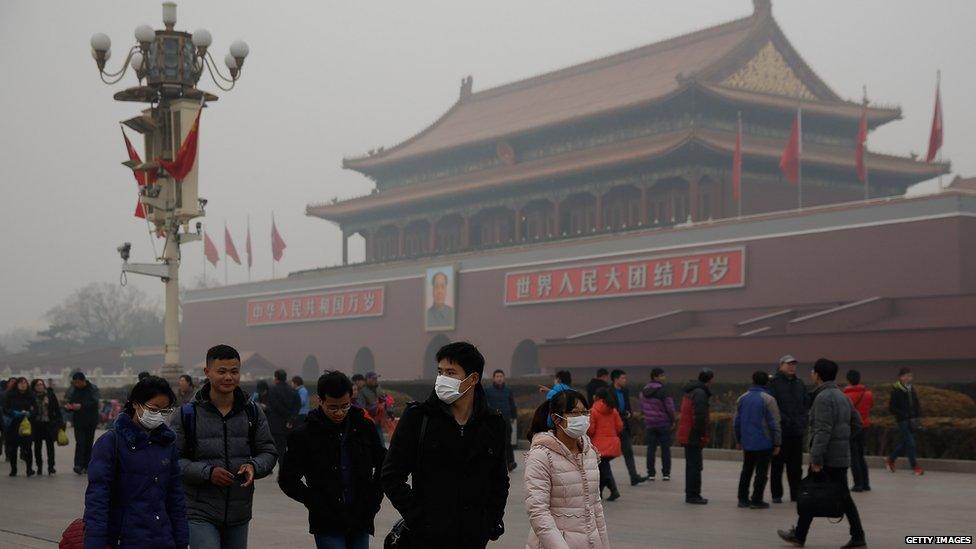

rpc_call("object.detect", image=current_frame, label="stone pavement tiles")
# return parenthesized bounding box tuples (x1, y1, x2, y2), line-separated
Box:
(0, 433, 972, 548)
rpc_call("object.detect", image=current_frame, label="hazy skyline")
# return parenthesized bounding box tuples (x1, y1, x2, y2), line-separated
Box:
(1, 0, 973, 337)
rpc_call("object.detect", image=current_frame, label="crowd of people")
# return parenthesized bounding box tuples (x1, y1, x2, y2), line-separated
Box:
(0, 345, 930, 549)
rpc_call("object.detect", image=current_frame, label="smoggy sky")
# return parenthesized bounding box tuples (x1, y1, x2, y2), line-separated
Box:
(0, 0, 973, 335)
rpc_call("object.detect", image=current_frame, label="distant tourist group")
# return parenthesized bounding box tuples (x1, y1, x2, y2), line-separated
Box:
(1, 344, 928, 549)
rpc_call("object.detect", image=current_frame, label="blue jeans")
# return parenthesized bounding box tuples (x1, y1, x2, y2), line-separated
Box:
(188, 520, 249, 549)
(314, 532, 369, 549)
(889, 420, 918, 467)
(646, 425, 671, 477)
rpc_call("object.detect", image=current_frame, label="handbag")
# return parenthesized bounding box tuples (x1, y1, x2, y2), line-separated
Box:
(19, 417, 32, 437)
(57, 427, 70, 446)
(384, 411, 428, 549)
(796, 472, 845, 519)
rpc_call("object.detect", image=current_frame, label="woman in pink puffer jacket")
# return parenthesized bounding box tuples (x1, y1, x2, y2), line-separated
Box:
(524, 389, 610, 549)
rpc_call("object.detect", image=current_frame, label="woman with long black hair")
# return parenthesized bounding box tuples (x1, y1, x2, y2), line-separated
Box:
(30, 378, 63, 475)
(83, 375, 189, 549)
(3, 377, 38, 476)
(524, 389, 609, 549)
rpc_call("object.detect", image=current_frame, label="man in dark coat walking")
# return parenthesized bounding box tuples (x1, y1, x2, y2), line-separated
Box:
(279, 371, 386, 548)
(485, 369, 518, 471)
(64, 371, 100, 475)
(886, 367, 924, 475)
(267, 368, 301, 458)
(677, 368, 714, 504)
(382, 341, 509, 549)
(585, 368, 611, 406)
(611, 369, 645, 485)
(767, 354, 808, 503)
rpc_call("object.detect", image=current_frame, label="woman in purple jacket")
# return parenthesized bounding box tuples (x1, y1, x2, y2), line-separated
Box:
(83, 376, 188, 549)
(639, 368, 676, 481)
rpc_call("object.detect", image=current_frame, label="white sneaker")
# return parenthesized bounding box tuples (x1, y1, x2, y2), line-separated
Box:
(662, 475, 671, 481)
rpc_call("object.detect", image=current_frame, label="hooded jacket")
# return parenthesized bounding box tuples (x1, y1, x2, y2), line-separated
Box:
(808, 381, 863, 468)
(639, 381, 675, 428)
(381, 389, 509, 549)
(767, 373, 808, 438)
(586, 399, 623, 459)
(676, 380, 711, 447)
(171, 383, 278, 527)
(524, 431, 609, 549)
(83, 412, 189, 549)
(733, 386, 782, 451)
(278, 406, 386, 536)
(843, 384, 874, 427)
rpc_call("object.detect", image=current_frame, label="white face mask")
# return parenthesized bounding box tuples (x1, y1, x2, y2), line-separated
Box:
(435, 374, 472, 404)
(138, 408, 166, 430)
(555, 414, 590, 439)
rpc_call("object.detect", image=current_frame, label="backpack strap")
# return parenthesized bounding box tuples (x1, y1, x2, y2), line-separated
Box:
(180, 402, 197, 459)
(245, 401, 258, 454)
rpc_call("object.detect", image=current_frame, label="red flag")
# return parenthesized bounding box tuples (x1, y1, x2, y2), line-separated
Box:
(732, 113, 742, 203)
(856, 98, 868, 183)
(271, 219, 287, 262)
(122, 128, 151, 219)
(204, 231, 220, 267)
(925, 78, 943, 162)
(225, 227, 241, 265)
(159, 106, 202, 181)
(245, 224, 253, 268)
(779, 111, 801, 184)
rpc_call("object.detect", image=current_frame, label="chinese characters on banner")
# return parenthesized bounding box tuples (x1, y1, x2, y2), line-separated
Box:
(247, 286, 385, 326)
(504, 248, 744, 305)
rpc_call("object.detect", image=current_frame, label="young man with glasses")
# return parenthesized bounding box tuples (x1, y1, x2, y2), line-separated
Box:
(173, 344, 278, 549)
(279, 371, 386, 549)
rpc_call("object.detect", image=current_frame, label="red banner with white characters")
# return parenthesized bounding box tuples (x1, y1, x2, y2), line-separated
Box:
(504, 248, 745, 305)
(247, 286, 385, 326)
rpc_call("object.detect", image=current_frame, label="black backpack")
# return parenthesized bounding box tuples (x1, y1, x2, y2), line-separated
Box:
(180, 401, 259, 458)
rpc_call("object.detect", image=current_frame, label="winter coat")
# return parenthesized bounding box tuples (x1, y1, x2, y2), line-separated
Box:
(586, 400, 623, 459)
(31, 388, 63, 439)
(676, 381, 710, 447)
(267, 382, 301, 435)
(3, 388, 38, 434)
(767, 373, 808, 438)
(843, 385, 874, 427)
(171, 383, 278, 527)
(83, 413, 189, 549)
(65, 382, 101, 428)
(524, 431, 609, 549)
(278, 407, 386, 536)
(889, 382, 921, 423)
(381, 389, 509, 549)
(639, 382, 675, 428)
(733, 386, 782, 451)
(808, 381, 863, 468)
(485, 383, 518, 421)
(585, 378, 609, 407)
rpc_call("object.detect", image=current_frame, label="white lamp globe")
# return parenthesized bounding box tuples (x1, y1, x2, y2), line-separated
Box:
(90, 33, 111, 53)
(224, 53, 238, 70)
(130, 52, 144, 71)
(134, 25, 155, 44)
(229, 40, 249, 59)
(191, 29, 212, 49)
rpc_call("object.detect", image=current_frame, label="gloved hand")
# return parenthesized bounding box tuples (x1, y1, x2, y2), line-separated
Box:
(14, 410, 29, 418)
(489, 522, 505, 541)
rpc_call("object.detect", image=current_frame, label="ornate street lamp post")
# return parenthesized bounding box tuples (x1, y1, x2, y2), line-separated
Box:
(90, 2, 249, 382)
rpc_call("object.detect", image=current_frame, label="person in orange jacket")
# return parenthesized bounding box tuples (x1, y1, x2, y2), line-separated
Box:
(843, 369, 874, 491)
(587, 387, 624, 501)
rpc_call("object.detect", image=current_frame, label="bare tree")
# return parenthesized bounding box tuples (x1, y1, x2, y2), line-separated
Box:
(44, 283, 163, 346)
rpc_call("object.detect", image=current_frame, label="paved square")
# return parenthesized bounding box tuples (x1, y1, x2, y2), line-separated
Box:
(0, 435, 972, 548)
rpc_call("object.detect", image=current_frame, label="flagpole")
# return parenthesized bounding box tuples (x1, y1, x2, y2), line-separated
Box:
(863, 85, 870, 200)
(797, 107, 803, 210)
(737, 111, 743, 218)
(271, 211, 276, 280)
(202, 227, 207, 286)
(937, 69, 943, 190)
(223, 220, 228, 286)
(247, 215, 251, 282)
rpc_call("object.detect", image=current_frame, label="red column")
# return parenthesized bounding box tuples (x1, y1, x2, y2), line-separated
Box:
(515, 207, 523, 242)
(462, 216, 470, 249)
(689, 176, 700, 222)
(364, 230, 373, 262)
(554, 200, 562, 236)
(429, 220, 436, 254)
(595, 192, 603, 232)
(397, 226, 405, 257)
(640, 186, 648, 226)
(341, 230, 349, 265)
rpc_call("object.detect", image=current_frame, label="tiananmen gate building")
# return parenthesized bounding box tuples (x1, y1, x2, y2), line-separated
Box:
(182, 1, 976, 382)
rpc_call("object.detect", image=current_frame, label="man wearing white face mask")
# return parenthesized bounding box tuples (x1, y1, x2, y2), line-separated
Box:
(381, 341, 509, 549)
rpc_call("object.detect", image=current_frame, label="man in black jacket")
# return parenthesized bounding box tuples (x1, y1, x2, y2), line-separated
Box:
(767, 355, 807, 503)
(886, 367, 924, 475)
(484, 369, 518, 472)
(585, 368, 611, 405)
(611, 369, 646, 485)
(63, 371, 100, 475)
(382, 341, 509, 549)
(268, 368, 301, 458)
(279, 371, 386, 549)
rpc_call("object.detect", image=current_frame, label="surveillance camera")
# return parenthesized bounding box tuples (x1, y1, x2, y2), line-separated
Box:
(198, 197, 208, 208)
(117, 242, 131, 262)
(195, 222, 202, 233)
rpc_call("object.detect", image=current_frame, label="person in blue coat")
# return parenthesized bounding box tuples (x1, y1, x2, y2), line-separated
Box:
(733, 371, 781, 509)
(83, 376, 189, 549)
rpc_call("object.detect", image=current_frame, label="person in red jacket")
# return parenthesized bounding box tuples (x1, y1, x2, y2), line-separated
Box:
(843, 369, 874, 492)
(587, 387, 624, 501)
(677, 368, 714, 505)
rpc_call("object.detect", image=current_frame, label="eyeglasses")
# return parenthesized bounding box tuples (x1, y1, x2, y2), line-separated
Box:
(143, 404, 177, 417)
(325, 404, 352, 414)
(557, 410, 590, 419)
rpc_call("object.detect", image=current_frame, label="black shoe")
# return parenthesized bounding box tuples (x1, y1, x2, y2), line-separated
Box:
(662, 474, 670, 481)
(851, 486, 864, 492)
(607, 491, 621, 501)
(48, 467, 56, 475)
(841, 537, 867, 548)
(630, 476, 647, 486)
(862, 486, 871, 491)
(750, 501, 770, 509)
(777, 528, 805, 547)
(772, 497, 783, 504)
(73, 466, 83, 475)
(8, 470, 16, 477)
(737, 501, 750, 508)
(685, 496, 709, 504)
(26, 469, 35, 477)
